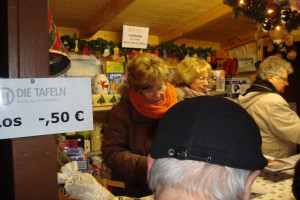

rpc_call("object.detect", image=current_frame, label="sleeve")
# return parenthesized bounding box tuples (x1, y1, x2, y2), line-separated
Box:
(265, 95, 300, 144)
(101, 102, 147, 183)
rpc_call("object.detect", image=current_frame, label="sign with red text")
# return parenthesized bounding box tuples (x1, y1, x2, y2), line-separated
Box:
(0, 77, 93, 139)
(122, 25, 149, 49)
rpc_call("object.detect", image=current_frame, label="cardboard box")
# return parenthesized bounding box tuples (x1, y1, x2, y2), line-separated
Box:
(211, 70, 226, 92)
(225, 77, 250, 98)
(107, 73, 127, 94)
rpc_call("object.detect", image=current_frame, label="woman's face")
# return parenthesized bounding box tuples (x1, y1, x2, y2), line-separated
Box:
(141, 83, 167, 105)
(268, 69, 289, 94)
(188, 72, 209, 93)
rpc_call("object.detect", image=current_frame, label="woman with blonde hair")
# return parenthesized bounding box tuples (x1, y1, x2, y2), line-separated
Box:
(102, 53, 177, 197)
(173, 57, 212, 101)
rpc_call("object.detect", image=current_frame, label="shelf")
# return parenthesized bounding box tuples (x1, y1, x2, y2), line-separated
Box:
(92, 94, 120, 111)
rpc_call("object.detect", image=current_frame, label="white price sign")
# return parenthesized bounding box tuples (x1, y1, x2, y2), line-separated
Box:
(122, 25, 149, 49)
(0, 77, 93, 139)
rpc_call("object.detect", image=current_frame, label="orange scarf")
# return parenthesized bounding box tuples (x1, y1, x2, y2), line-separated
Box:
(129, 82, 177, 119)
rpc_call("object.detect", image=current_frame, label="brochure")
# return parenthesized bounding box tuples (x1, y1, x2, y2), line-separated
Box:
(264, 154, 300, 172)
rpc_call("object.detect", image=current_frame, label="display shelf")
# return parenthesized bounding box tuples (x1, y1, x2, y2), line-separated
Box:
(92, 94, 120, 111)
(93, 105, 115, 111)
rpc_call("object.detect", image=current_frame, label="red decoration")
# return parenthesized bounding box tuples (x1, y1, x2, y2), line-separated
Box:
(132, 50, 136, 59)
(82, 43, 90, 55)
(49, 10, 70, 76)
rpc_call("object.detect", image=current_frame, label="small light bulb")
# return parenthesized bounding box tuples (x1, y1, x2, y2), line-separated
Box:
(268, 9, 274, 14)
(276, 25, 281, 30)
(239, 0, 245, 5)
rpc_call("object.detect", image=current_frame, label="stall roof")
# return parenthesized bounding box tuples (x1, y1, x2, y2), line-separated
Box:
(49, 0, 267, 49)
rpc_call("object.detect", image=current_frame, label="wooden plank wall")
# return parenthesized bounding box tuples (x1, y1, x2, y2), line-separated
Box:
(0, 0, 59, 199)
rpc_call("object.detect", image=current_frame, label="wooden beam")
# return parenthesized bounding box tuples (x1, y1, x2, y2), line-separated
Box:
(12, 135, 58, 200)
(221, 30, 268, 50)
(0, 0, 8, 77)
(1, 0, 59, 199)
(257, 38, 264, 61)
(79, 0, 135, 39)
(158, 3, 232, 43)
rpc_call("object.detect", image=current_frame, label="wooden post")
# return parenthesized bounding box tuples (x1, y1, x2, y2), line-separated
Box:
(0, 0, 58, 199)
(257, 38, 264, 61)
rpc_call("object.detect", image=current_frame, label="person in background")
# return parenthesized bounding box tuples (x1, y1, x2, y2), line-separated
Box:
(237, 55, 300, 158)
(102, 53, 178, 197)
(172, 57, 212, 101)
(293, 158, 300, 200)
(147, 96, 268, 200)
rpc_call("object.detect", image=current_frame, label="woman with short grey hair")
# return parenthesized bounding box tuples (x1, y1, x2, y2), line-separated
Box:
(256, 55, 293, 81)
(238, 56, 300, 158)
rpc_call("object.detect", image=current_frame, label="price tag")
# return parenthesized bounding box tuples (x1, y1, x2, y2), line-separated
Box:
(0, 77, 93, 139)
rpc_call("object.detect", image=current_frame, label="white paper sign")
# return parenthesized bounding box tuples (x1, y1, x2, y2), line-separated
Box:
(122, 25, 149, 49)
(0, 77, 93, 139)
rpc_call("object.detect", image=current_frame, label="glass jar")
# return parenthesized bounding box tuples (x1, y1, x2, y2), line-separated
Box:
(91, 123, 102, 151)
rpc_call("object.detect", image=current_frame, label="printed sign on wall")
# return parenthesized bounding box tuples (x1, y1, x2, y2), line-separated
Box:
(0, 77, 93, 139)
(122, 25, 149, 49)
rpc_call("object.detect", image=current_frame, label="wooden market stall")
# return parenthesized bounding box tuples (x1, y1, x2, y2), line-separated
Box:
(1, 0, 300, 199)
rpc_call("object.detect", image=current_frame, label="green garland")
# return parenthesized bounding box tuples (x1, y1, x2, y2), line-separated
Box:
(225, 0, 300, 32)
(61, 34, 216, 60)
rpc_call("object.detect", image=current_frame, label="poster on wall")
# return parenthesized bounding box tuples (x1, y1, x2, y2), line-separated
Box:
(122, 25, 149, 49)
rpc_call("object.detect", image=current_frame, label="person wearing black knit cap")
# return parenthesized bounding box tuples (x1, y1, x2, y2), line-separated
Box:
(147, 96, 268, 200)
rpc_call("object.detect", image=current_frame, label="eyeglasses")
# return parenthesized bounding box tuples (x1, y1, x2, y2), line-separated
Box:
(197, 77, 210, 83)
(141, 84, 167, 97)
(273, 74, 288, 83)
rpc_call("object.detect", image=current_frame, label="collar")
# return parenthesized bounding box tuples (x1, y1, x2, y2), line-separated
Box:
(243, 78, 278, 96)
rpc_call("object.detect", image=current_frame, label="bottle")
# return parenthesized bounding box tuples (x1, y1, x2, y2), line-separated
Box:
(91, 123, 102, 151)
(77, 131, 91, 153)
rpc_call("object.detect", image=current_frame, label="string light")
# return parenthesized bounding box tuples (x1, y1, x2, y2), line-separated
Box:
(267, 8, 274, 14)
(275, 25, 281, 30)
